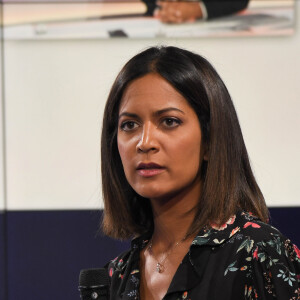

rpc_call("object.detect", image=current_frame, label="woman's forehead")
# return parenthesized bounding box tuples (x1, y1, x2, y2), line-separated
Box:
(119, 73, 190, 114)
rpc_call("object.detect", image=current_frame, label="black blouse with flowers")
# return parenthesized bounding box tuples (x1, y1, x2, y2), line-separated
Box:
(105, 212, 300, 300)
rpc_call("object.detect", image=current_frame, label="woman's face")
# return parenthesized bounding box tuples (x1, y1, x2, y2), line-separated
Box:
(117, 73, 207, 201)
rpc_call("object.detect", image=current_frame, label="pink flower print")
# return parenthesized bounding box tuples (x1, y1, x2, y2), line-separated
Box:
(109, 268, 114, 277)
(244, 222, 261, 229)
(253, 247, 258, 260)
(229, 226, 240, 238)
(211, 223, 227, 231)
(182, 291, 188, 299)
(293, 244, 300, 259)
(211, 215, 236, 231)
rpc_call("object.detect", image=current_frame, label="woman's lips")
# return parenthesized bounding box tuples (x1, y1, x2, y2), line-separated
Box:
(136, 162, 165, 178)
(137, 168, 165, 177)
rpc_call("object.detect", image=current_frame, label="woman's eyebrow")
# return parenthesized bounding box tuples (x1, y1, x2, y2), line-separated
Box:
(153, 107, 185, 116)
(118, 107, 185, 120)
(118, 112, 139, 120)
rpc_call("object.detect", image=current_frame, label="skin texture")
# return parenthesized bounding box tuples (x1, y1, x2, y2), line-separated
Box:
(117, 73, 208, 299)
(155, 1, 203, 23)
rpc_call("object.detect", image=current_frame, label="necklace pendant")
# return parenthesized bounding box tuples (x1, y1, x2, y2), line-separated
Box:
(156, 263, 164, 273)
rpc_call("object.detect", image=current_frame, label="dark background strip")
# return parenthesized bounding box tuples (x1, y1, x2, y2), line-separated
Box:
(2, 207, 300, 300)
(0, 211, 7, 300)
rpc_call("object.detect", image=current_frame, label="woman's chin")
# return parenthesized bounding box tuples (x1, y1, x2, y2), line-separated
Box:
(135, 188, 167, 200)
(135, 187, 177, 202)
(137, 192, 163, 200)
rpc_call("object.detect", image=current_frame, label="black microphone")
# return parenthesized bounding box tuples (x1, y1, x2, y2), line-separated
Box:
(78, 268, 110, 300)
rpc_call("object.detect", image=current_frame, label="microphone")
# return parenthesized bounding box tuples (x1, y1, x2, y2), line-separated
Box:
(78, 268, 110, 300)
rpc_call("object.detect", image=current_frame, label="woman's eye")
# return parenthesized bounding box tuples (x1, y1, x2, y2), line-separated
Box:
(120, 121, 138, 131)
(162, 118, 182, 128)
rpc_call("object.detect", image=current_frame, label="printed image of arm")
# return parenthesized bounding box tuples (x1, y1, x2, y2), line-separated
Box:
(142, 0, 249, 23)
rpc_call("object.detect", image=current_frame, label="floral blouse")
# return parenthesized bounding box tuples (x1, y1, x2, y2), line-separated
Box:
(105, 212, 300, 299)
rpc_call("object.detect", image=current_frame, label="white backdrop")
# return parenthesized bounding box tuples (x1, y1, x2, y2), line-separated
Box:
(2, 4, 300, 210)
(0, 30, 5, 210)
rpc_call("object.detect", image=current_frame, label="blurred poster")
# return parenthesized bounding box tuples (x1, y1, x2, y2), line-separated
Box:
(2, 0, 295, 40)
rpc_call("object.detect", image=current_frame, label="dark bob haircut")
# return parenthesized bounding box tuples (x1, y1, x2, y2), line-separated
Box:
(101, 46, 269, 240)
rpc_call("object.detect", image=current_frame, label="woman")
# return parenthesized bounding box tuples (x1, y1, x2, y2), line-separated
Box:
(101, 46, 300, 299)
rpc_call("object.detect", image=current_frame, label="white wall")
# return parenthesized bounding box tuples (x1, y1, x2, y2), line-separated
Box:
(3, 3, 300, 210)
(0, 16, 5, 210)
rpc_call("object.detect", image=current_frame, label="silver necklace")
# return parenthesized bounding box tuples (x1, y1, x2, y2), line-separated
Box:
(147, 236, 186, 273)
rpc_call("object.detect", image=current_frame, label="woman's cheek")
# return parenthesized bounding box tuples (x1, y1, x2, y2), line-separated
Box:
(117, 138, 135, 179)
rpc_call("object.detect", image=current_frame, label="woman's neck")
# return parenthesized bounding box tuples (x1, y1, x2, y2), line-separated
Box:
(150, 178, 202, 249)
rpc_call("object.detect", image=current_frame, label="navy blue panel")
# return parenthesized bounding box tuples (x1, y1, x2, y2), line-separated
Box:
(5, 208, 300, 300)
(0, 212, 7, 300)
(6, 210, 130, 300)
(269, 207, 300, 246)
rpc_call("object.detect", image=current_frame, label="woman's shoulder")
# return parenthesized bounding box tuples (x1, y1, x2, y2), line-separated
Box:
(238, 212, 300, 298)
(209, 211, 300, 265)
(235, 212, 291, 245)
(209, 211, 300, 299)
(201, 211, 296, 245)
(194, 211, 293, 248)
(229, 211, 300, 265)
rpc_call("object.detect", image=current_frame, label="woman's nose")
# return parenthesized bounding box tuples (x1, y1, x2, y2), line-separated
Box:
(136, 123, 159, 153)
